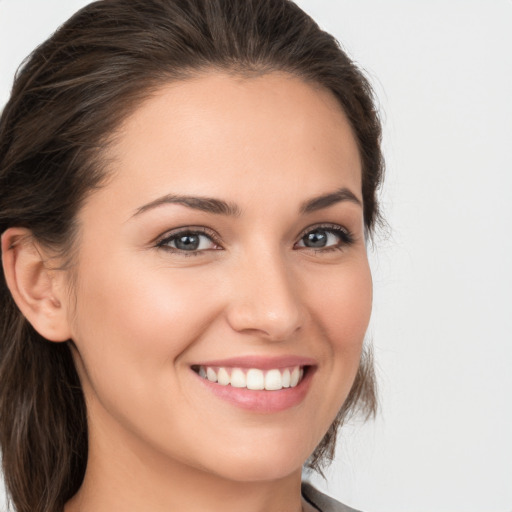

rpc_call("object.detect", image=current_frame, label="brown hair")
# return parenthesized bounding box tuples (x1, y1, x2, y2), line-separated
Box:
(0, 1, 383, 510)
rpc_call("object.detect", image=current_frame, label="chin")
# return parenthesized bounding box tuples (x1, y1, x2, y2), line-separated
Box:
(194, 437, 312, 483)
(210, 457, 303, 483)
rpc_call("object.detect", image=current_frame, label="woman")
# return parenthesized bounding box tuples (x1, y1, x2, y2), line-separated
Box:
(0, 1, 384, 511)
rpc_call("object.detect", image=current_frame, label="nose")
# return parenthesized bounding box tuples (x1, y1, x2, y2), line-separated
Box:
(225, 250, 304, 341)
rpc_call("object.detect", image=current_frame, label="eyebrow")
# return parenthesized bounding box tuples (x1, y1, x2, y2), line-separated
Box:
(132, 194, 242, 217)
(299, 187, 362, 213)
(132, 186, 361, 219)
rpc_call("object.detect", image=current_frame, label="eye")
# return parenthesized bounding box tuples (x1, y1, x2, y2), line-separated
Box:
(157, 229, 219, 253)
(295, 225, 354, 251)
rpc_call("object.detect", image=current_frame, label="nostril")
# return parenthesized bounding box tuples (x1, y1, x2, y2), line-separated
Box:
(225, 304, 303, 341)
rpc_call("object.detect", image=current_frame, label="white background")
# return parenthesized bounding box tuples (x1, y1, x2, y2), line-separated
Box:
(1, 1, 511, 511)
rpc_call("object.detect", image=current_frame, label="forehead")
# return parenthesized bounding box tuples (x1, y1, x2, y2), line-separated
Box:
(95, 72, 362, 214)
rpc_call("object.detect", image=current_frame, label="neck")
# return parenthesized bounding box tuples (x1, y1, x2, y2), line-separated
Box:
(67, 462, 304, 512)
(65, 412, 306, 512)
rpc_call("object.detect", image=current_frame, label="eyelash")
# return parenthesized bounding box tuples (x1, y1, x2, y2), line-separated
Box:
(296, 223, 355, 253)
(155, 223, 355, 257)
(155, 227, 221, 257)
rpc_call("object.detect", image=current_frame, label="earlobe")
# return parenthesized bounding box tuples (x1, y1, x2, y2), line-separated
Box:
(1, 227, 72, 343)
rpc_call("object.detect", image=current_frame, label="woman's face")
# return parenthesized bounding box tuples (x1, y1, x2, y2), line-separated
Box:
(66, 72, 372, 482)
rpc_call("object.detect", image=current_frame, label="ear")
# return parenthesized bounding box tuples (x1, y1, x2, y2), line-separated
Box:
(1, 227, 72, 342)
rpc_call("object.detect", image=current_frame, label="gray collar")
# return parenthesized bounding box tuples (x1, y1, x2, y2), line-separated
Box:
(302, 482, 363, 512)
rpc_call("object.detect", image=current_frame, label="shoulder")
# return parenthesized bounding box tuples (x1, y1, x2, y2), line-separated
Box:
(301, 482, 363, 512)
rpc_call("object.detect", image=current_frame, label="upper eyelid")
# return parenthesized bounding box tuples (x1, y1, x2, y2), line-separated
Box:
(296, 222, 350, 239)
(156, 226, 220, 247)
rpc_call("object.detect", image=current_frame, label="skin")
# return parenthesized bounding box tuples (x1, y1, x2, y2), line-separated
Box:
(3, 72, 372, 512)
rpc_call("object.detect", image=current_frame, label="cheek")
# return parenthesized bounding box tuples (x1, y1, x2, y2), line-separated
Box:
(308, 256, 372, 356)
(296, 255, 372, 441)
(68, 253, 220, 394)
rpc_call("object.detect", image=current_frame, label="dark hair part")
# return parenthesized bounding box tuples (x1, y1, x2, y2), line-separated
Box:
(0, 0, 384, 510)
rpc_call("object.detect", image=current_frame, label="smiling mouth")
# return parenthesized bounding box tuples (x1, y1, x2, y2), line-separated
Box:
(191, 365, 307, 391)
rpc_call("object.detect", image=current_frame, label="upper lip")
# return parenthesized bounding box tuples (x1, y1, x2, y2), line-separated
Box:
(191, 355, 317, 370)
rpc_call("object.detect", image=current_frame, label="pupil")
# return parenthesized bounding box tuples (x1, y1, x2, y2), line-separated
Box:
(175, 234, 200, 250)
(304, 230, 327, 248)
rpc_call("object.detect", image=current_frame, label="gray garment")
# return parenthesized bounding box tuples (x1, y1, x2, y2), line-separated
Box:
(301, 483, 362, 512)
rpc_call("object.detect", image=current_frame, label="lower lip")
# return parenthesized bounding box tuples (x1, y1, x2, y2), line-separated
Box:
(193, 368, 314, 413)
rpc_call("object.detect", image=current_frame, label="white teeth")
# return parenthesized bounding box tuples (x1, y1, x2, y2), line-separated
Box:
(197, 365, 306, 391)
(246, 369, 265, 390)
(230, 368, 246, 388)
(264, 369, 283, 391)
(290, 367, 300, 387)
(217, 367, 230, 386)
(282, 368, 291, 388)
(206, 367, 217, 383)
